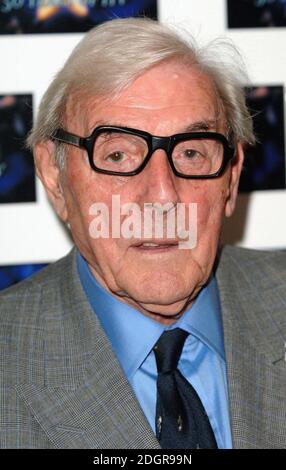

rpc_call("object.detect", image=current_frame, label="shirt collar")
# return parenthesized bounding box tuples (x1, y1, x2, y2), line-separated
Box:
(170, 275, 225, 360)
(77, 250, 225, 380)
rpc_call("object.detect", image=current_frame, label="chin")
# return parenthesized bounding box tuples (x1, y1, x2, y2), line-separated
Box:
(125, 282, 191, 307)
(138, 296, 192, 321)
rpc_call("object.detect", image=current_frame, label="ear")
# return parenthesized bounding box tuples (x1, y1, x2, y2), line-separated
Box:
(224, 142, 244, 218)
(34, 140, 68, 222)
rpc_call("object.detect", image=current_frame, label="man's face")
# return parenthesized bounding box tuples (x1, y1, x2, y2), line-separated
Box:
(38, 61, 243, 324)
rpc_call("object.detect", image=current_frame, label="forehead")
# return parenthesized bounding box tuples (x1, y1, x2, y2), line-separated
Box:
(68, 61, 224, 133)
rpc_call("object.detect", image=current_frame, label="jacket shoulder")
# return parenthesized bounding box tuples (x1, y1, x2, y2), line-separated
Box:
(218, 244, 286, 277)
(216, 244, 286, 356)
(0, 250, 76, 448)
(0, 249, 75, 325)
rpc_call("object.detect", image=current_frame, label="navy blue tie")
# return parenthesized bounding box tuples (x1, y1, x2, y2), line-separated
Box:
(153, 328, 218, 449)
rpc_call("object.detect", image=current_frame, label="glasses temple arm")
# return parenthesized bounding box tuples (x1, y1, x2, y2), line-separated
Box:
(51, 129, 82, 148)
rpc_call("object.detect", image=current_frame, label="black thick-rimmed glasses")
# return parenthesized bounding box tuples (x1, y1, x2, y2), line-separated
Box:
(51, 125, 235, 178)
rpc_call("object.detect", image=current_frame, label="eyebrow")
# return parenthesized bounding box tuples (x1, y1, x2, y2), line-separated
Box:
(88, 119, 218, 134)
(182, 120, 218, 133)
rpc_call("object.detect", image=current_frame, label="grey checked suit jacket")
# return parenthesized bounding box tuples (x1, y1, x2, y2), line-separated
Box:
(0, 245, 285, 448)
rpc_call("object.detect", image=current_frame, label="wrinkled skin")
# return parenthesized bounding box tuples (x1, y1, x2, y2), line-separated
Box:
(35, 61, 244, 325)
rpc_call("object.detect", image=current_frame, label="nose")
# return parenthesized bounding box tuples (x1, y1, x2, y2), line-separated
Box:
(141, 148, 180, 204)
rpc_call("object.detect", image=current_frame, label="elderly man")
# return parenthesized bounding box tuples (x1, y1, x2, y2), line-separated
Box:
(0, 18, 285, 449)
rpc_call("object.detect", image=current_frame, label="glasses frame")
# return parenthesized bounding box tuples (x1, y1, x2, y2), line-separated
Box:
(51, 125, 235, 178)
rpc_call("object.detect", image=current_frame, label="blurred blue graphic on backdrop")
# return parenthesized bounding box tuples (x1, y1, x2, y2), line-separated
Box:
(0, 94, 35, 203)
(228, 0, 286, 28)
(0, 0, 157, 34)
(239, 85, 285, 192)
(0, 262, 48, 290)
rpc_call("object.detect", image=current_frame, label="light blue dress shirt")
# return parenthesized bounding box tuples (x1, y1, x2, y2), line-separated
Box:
(77, 251, 233, 448)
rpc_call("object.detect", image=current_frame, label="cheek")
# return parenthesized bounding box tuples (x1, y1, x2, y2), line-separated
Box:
(61, 163, 99, 240)
(64, 164, 137, 252)
(64, 159, 110, 217)
(181, 180, 229, 232)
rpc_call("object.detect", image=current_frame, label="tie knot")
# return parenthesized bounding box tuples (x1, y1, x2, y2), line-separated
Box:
(153, 328, 189, 373)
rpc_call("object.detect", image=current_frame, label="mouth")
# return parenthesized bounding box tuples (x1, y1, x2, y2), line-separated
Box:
(131, 240, 179, 252)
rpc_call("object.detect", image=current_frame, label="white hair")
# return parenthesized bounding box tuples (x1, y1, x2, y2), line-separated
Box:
(26, 17, 255, 168)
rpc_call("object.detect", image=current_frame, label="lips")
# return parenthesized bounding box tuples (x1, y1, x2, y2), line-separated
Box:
(131, 240, 179, 250)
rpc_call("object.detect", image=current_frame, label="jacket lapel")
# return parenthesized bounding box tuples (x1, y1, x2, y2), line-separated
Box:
(16, 249, 160, 449)
(216, 246, 286, 449)
(16, 371, 160, 449)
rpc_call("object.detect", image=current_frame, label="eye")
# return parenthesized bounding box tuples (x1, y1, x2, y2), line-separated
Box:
(183, 149, 202, 159)
(106, 151, 125, 162)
